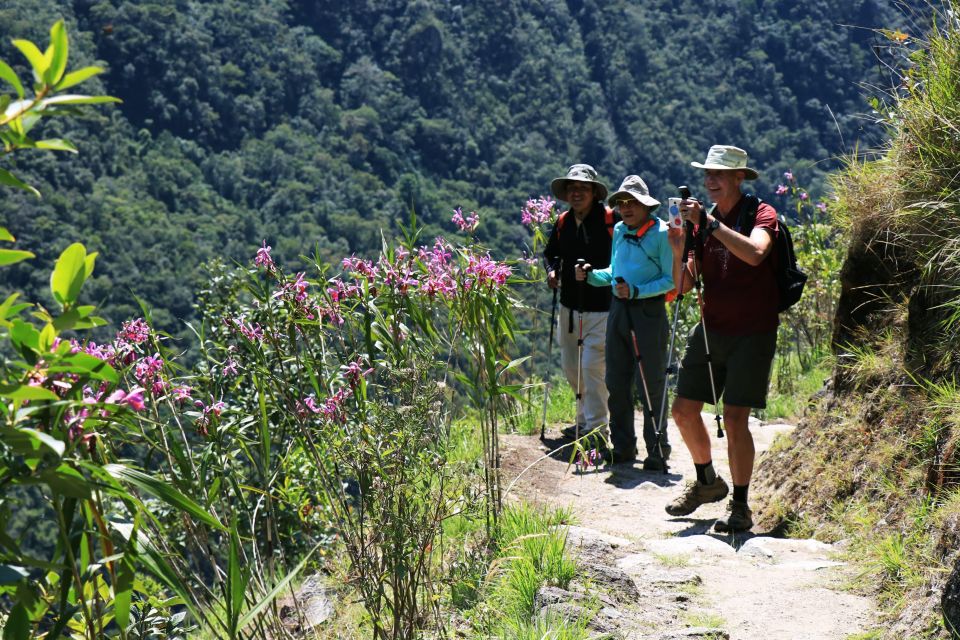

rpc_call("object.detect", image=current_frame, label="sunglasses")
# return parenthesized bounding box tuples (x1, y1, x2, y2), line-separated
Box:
(612, 198, 638, 207)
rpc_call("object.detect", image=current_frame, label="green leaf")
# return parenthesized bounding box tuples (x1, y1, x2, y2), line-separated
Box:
(50, 243, 87, 307)
(0, 249, 35, 266)
(103, 464, 226, 531)
(0, 427, 63, 463)
(38, 464, 89, 498)
(113, 552, 135, 630)
(45, 21, 68, 86)
(0, 228, 14, 242)
(55, 66, 103, 91)
(38, 323, 55, 352)
(0, 565, 28, 585)
(0, 60, 23, 98)
(48, 352, 117, 383)
(1, 603, 30, 640)
(0, 168, 40, 198)
(33, 139, 77, 153)
(227, 523, 246, 634)
(0, 385, 56, 402)
(39, 94, 122, 108)
(11, 39, 46, 81)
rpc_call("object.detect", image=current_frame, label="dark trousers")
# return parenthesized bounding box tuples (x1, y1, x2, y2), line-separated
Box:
(605, 297, 669, 456)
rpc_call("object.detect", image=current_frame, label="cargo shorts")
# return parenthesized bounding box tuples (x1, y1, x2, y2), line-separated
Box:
(675, 324, 777, 409)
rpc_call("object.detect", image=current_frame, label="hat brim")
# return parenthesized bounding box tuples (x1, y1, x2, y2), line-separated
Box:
(608, 190, 660, 212)
(551, 178, 609, 203)
(690, 162, 759, 180)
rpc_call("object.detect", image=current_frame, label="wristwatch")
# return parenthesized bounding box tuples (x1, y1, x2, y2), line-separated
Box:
(704, 218, 720, 236)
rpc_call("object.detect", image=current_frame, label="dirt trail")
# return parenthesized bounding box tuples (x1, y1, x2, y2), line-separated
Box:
(501, 415, 876, 639)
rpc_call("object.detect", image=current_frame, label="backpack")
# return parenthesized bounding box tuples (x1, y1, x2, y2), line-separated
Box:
(556, 206, 616, 238)
(736, 195, 807, 313)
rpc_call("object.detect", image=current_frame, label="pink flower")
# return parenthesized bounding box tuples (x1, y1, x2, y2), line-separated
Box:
(776, 184, 789, 195)
(521, 196, 555, 226)
(222, 358, 239, 377)
(106, 387, 146, 411)
(119, 319, 151, 344)
(255, 241, 275, 271)
(799, 192, 809, 201)
(816, 202, 828, 212)
(171, 386, 192, 402)
(451, 207, 479, 232)
(783, 170, 794, 181)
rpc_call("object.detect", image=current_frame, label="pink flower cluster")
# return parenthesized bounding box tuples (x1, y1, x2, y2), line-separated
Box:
(575, 448, 604, 471)
(463, 252, 512, 290)
(776, 184, 789, 195)
(521, 196, 556, 227)
(194, 397, 227, 436)
(255, 241, 275, 272)
(451, 207, 479, 232)
(418, 238, 457, 299)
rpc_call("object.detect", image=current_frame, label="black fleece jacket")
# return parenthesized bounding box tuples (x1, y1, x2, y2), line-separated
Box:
(543, 201, 616, 312)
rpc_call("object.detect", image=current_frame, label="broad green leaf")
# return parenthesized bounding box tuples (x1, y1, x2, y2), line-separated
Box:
(0, 168, 40, 198)
(45, 21, 68, 86)
(33, 139, 77, 153)
(38, 322, 55, 352)
(103, 464, 226, 531)
(11, 39, 46, 81)
(0, 249, 35, 266)
(136, 534, 210, 629)
(15, 427, 65, 457)
(50, 242, 86, 307)
(1, 603, 30, 640)
(48, 352, 117, 383)
(38, 464, 89, 498)
(39, 94, 121, 108)
(0, 228, 15, 241)
(83, 251, 97, 280)
(0, 60, 23, 98)
(0, 385, 58, 402)
(113, 553, 135, 630)
(238, 544, 321, 631)
(10, 319, 40, 351)
(55, 66, 103, 91)
(0, 565, 28, 585)
(227, 523, 246, 634)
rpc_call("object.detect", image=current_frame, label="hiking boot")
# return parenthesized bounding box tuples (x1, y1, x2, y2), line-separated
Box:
(561, 424, 588, 440)
(714, 499, 754, 533)
(603, 447, 638, 465)
(641, 455, 667, 472)
(664, 476, 730, 516)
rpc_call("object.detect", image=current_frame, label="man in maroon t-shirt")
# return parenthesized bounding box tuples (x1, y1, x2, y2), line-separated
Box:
(664, 145, 779, 533)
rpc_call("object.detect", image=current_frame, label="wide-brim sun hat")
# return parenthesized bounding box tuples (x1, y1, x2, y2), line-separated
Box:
(690, 145, 759, 180)
(550, 164, 609, 202)
(608, 175, 660, 212)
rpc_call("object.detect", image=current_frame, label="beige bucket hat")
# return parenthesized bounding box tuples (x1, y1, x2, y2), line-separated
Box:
(690, 145, 759, 180)
(550, 164, 609, 202)
(607, 175, 660, 212)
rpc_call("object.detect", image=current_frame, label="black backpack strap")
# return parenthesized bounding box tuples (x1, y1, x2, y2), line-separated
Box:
(735, 194, 762, 236)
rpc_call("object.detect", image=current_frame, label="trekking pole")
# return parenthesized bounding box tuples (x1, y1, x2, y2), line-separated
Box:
(575, 258, 586, 445)
(684, 188, 725, 439)
(615, 277, 668, 473)
(540, 264, 560, 440)
(655, 187, 697, 466)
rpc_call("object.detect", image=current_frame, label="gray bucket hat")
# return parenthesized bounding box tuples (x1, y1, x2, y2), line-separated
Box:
(690, 145, 759, 180)
(550, 164, 609, 202)
(608, 175, 661, 212)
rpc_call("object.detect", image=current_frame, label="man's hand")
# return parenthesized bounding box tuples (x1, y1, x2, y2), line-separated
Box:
(574, 263, 590, 282)
(547, 269, 559, 289)
(680, 198, 703, 224)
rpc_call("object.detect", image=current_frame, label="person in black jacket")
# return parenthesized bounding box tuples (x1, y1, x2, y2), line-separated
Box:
(544, 164, 617, 452)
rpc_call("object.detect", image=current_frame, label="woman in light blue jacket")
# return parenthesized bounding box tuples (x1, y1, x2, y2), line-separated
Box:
(576, 175, 673, 469)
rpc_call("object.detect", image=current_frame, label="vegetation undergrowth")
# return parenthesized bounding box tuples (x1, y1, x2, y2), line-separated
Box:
(756, 4, 960, 637)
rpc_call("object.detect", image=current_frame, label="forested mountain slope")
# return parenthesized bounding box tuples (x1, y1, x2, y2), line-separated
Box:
(0, 0, 912, 333)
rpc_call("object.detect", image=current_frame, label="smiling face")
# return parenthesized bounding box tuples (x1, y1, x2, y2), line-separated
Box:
(565, 181, 595, 215)
(703, 169, 744, 211)
(613, 196, 650, 229)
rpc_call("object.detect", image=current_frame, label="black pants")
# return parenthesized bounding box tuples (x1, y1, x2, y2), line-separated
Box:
(605, 296, 669, 456)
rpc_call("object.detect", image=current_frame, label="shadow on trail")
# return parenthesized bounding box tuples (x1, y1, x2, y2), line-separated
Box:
(668, 517, 784, 549)
(601, 465, 682, 489)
